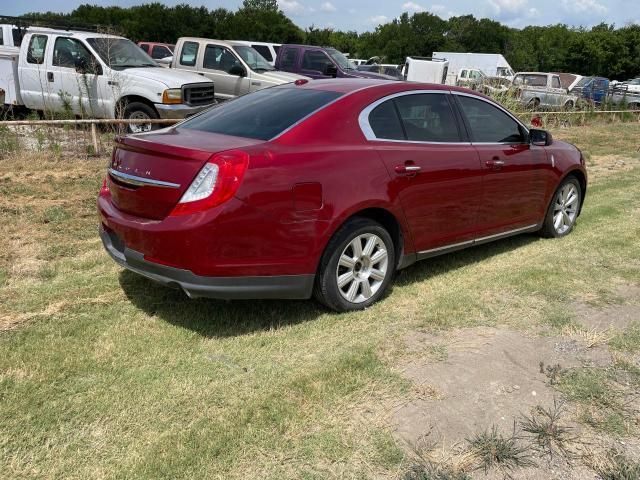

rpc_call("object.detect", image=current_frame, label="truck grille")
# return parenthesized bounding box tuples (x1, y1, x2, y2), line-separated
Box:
(183, 83, 215, 107)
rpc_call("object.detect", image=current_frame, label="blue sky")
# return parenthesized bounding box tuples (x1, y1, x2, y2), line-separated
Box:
(4, 0, 638, 31)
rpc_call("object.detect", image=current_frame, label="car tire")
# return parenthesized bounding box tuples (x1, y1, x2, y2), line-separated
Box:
(564, 100, 574, 110)
(539, 176, 582, 238)
(123, 102, 159, 134)
(314, 217, 395, 312)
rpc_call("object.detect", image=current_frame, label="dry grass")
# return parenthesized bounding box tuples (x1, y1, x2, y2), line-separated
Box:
(1, 123, 640, 479)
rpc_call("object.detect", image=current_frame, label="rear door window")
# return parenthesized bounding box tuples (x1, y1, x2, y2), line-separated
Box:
(27, 34, 48, 64)
(551, 76, 561, 89)
(457, 95, 525, 144)
(179, 41, 199, 67)
(394, 94, 461, 142)
(179, 87, 342, 141)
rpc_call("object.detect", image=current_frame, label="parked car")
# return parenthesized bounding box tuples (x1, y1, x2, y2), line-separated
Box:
(275, 45, 393, 80)
(608, 84, 640, 110)
(512, 72, 579, 109)
(172, 38, 307, 100)
(230, 40, 280, 66)
(138, 41, 174, 67)
(621, 78, 640, 93)
(0, 28, 215, 132)
(98, 79, 587, 311)
(570, 76, 609, 104)
(456, 68, 486, 88)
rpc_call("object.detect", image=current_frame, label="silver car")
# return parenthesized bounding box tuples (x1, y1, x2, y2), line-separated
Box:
(513, 72, 579, 109)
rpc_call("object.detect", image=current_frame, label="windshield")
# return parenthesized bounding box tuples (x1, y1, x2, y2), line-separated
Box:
(326, 48, 356, 70)
(513, 74, 547, 87)
(232, 46, 274, 71)
(629, 79, 640, 85)
(576, 77, 591, 87)
(87, 37, 158, 70)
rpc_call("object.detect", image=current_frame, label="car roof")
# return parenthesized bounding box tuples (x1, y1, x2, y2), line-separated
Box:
(289, 78, 461, 96)
(178, 37, 244, 47)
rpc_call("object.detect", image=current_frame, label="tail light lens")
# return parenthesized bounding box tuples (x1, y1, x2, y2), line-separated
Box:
(99, 176, 110, 197)
(170, 150, 249, 216)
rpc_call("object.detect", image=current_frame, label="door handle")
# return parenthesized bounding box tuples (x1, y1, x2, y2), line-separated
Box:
(395, 162, 421, 176)
(47, 72, 54, 82)
(485, 158, 505, 170)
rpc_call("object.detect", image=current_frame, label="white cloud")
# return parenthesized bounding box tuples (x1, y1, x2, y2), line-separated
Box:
(430, 4, 456, 18)
(402, 1, 426, 12)
(369, 15, 389, 24)
(561, 0, 607, 15)
(278, 0, 312, 15)
(487, 0, 528, 15)
(319, 1, 336, 12)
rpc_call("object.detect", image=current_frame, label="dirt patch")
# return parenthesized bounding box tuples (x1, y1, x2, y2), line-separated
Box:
(393, 327, 610, 449)
(586, 154, 639, 178)
(573, 283, 640, 331)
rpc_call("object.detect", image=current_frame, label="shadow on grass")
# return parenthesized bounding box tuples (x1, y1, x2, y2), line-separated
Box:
(120, 233, 541, 338)
(119, 270, 327, 338)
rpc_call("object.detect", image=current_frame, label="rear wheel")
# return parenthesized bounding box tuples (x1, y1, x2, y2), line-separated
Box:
(314, 217, 395, 312)
(539, 177, 582, 238)
(123, 102, 158, 134)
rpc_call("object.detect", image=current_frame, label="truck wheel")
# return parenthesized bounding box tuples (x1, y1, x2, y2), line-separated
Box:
(123, 102, 158, 134)
(564, 100, 575, 110)
(528, 98, 540, 110)
(629, 102, 640, 111)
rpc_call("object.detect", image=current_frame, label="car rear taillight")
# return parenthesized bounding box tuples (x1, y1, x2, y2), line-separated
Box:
(170, 150, 249, 216)
(100, 176, 110, 197)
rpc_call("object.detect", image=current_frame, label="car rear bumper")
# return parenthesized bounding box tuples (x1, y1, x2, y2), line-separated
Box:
(100, 226, 315, 300)
(154, 102, 214, 119)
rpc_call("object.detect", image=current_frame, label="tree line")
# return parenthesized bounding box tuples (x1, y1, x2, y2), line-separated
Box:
(22, 0, 640, 80)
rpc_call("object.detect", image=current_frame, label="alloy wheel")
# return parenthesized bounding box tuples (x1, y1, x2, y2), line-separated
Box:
(128, 111, 152, 133)
(336, 233, 389, 304)
(553, 182, 579, 235)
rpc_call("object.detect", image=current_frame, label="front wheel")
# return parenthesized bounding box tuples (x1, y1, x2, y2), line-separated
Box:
(314, 217, 395, 312)
(123, 102, 159, 134)
(539, 177, 582, 238)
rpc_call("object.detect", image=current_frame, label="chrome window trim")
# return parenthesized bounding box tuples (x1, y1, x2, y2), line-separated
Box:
(451, 90, 531, 144)
(108, 168, 181, 189)
(358, 89, 471, 145)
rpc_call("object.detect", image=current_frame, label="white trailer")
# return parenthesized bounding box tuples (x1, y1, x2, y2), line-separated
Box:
(432, 52, 514, 85)
(403, 57, 449, 84)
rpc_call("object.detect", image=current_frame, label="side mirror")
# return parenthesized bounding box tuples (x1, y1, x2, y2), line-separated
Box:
(323, 63, 338, 78)
(529, 128, 553, 146)
(228, 64, 246, 77)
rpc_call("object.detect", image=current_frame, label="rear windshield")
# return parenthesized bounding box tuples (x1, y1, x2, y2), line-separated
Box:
(178, 87, 343, 140)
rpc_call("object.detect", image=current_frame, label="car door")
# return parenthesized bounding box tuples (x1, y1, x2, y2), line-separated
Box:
(454, 93, 549, 236)
(201, 44, 250, 100)
(18, 34, 53, 111)
(48, 36, 105, 117)
(549, 75, 564, 107)
(362, 91, 483, 253)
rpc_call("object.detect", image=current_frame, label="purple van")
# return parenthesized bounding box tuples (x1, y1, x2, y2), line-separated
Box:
(275, 45, 395, 80)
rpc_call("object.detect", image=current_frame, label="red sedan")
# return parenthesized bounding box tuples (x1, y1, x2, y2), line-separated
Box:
(98, 79, 586, 311)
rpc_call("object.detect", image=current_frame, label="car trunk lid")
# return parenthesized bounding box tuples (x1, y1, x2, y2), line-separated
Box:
(107, 129, 262, 220)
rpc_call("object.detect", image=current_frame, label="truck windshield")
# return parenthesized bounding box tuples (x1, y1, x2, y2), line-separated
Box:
(326, 48, 356, 70)
(513, 74, 547, 87)
(87, 38, 158, 70)
(232, 46, 274, 72)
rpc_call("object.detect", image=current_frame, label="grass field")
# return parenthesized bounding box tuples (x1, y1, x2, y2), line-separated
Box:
(1, 123, 639, 479)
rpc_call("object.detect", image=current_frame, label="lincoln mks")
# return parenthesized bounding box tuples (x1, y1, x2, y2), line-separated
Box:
(98, 79, 586, 311)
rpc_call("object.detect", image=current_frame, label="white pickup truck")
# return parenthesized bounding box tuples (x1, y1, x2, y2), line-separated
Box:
(0, 26, 216, 132)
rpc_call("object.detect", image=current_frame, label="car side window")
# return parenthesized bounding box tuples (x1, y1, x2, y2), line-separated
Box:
(394, 94, 461, 142)
(280, 48, 297, 70)
(457, 95, 525, 144)
(203, 45, 239, 73)
(0, 29, 3, 46)
(151, 45, 171, 59)
(252, 45, 272, 62)
(368, 100, 405, 140)
(27, 34, 48, 64)
(180, 41, 199, 67)
(552, 76, 561, 89)
(52, 37, 94, 69)
(302, 50, 332, 73)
